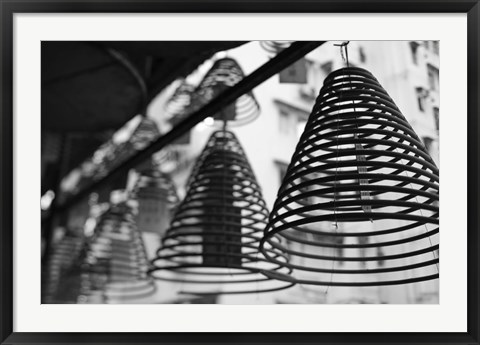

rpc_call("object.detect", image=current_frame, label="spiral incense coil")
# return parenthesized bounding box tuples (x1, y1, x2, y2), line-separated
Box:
(134, 167, 179, 205)
(42, 235, 84, 303)
(150, 130, 293, 295)
(98, 117, 160, 176)
(259, 41, 295, 57)
(80, 204, 156, 303)
(129, 117, 161, 151)
(133, 167, 180, 235)
(164, 80, 197, 119)
(164, 81, 199, 145)
(195, 58, 260, 127)
(260, 67, 439, 287)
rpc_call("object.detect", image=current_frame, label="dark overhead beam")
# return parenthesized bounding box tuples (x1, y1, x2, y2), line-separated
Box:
(56, 41, 326, 212)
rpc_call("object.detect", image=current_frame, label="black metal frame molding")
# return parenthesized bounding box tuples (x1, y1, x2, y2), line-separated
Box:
(1, 1, 479, 345)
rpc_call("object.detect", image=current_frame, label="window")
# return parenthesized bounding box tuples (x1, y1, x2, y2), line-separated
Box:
(297, 171, 325, 206)
(299, 59, 321, 101)
(275, 100, 310, 136)
(279, 109, 291, 134)
(320, 61, 333, 75)
(416, 87, 426, 112)
(433, 107, 439, 132)
(427, 64, 439, 91)
(276, 161, 289, 184)
(377, 247, 385, 267)
(359, 47, 367, 63)
(298, 176, 315, 206)
(279, 58, 308, 84)
(335, 237, 345, 264)
(432, 41, 439, 55)
(409, 41, 420, 65)
(422, 137, 434, 154)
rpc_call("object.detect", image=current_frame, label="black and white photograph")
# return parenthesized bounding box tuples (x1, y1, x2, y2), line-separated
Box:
(41, 40, 440, 305)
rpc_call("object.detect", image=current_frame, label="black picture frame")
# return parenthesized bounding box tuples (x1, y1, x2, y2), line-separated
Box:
(1, 1, 478, 344)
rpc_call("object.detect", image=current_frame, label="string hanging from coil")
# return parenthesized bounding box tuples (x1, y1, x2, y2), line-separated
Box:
(325, 41, 351, 294)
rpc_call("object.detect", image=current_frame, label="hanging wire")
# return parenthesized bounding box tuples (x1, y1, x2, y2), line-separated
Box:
(334, 41, 350, 67)
(325, 42, 352, 294)
(326, 41, 358, 293)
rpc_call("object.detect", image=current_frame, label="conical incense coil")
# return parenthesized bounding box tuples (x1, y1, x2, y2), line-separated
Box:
(133, 167, 180, 235)
(42, 235, 84, 303)
(164, 81, 197, 144)
(133, 167, 179, 205)
(164, 80, 197, 119)
(80, 203, 156, 303)
(98, 117, 160, 176)
(260, 67, 439, 287)
(150, 130, 293, 295)
(195, 58, 260, 127)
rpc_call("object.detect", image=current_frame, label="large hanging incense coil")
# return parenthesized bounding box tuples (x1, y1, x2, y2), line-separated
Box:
(150, 130, 293, 295)
(195, 58, 260, 127)
(79, 203, 156, 303)
(260, 67, 439, 287)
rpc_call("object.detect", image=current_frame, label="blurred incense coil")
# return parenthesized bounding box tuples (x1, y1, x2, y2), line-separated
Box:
(41, 234, 85, 303)
(79, 203, 156, 303)
(194, 58, 260, 127)
(133, 167, 180, 236)
(164, 80, 197, 119)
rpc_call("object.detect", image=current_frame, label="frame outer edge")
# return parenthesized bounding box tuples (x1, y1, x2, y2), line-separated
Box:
(1, 1, 480, 344)
(0, 0, 476, 13)
(467, 1, 480, 344)
(0, 1, 14, 345)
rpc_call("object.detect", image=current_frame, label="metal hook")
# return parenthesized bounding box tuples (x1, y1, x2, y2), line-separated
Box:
(334, 41, 350, 67)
